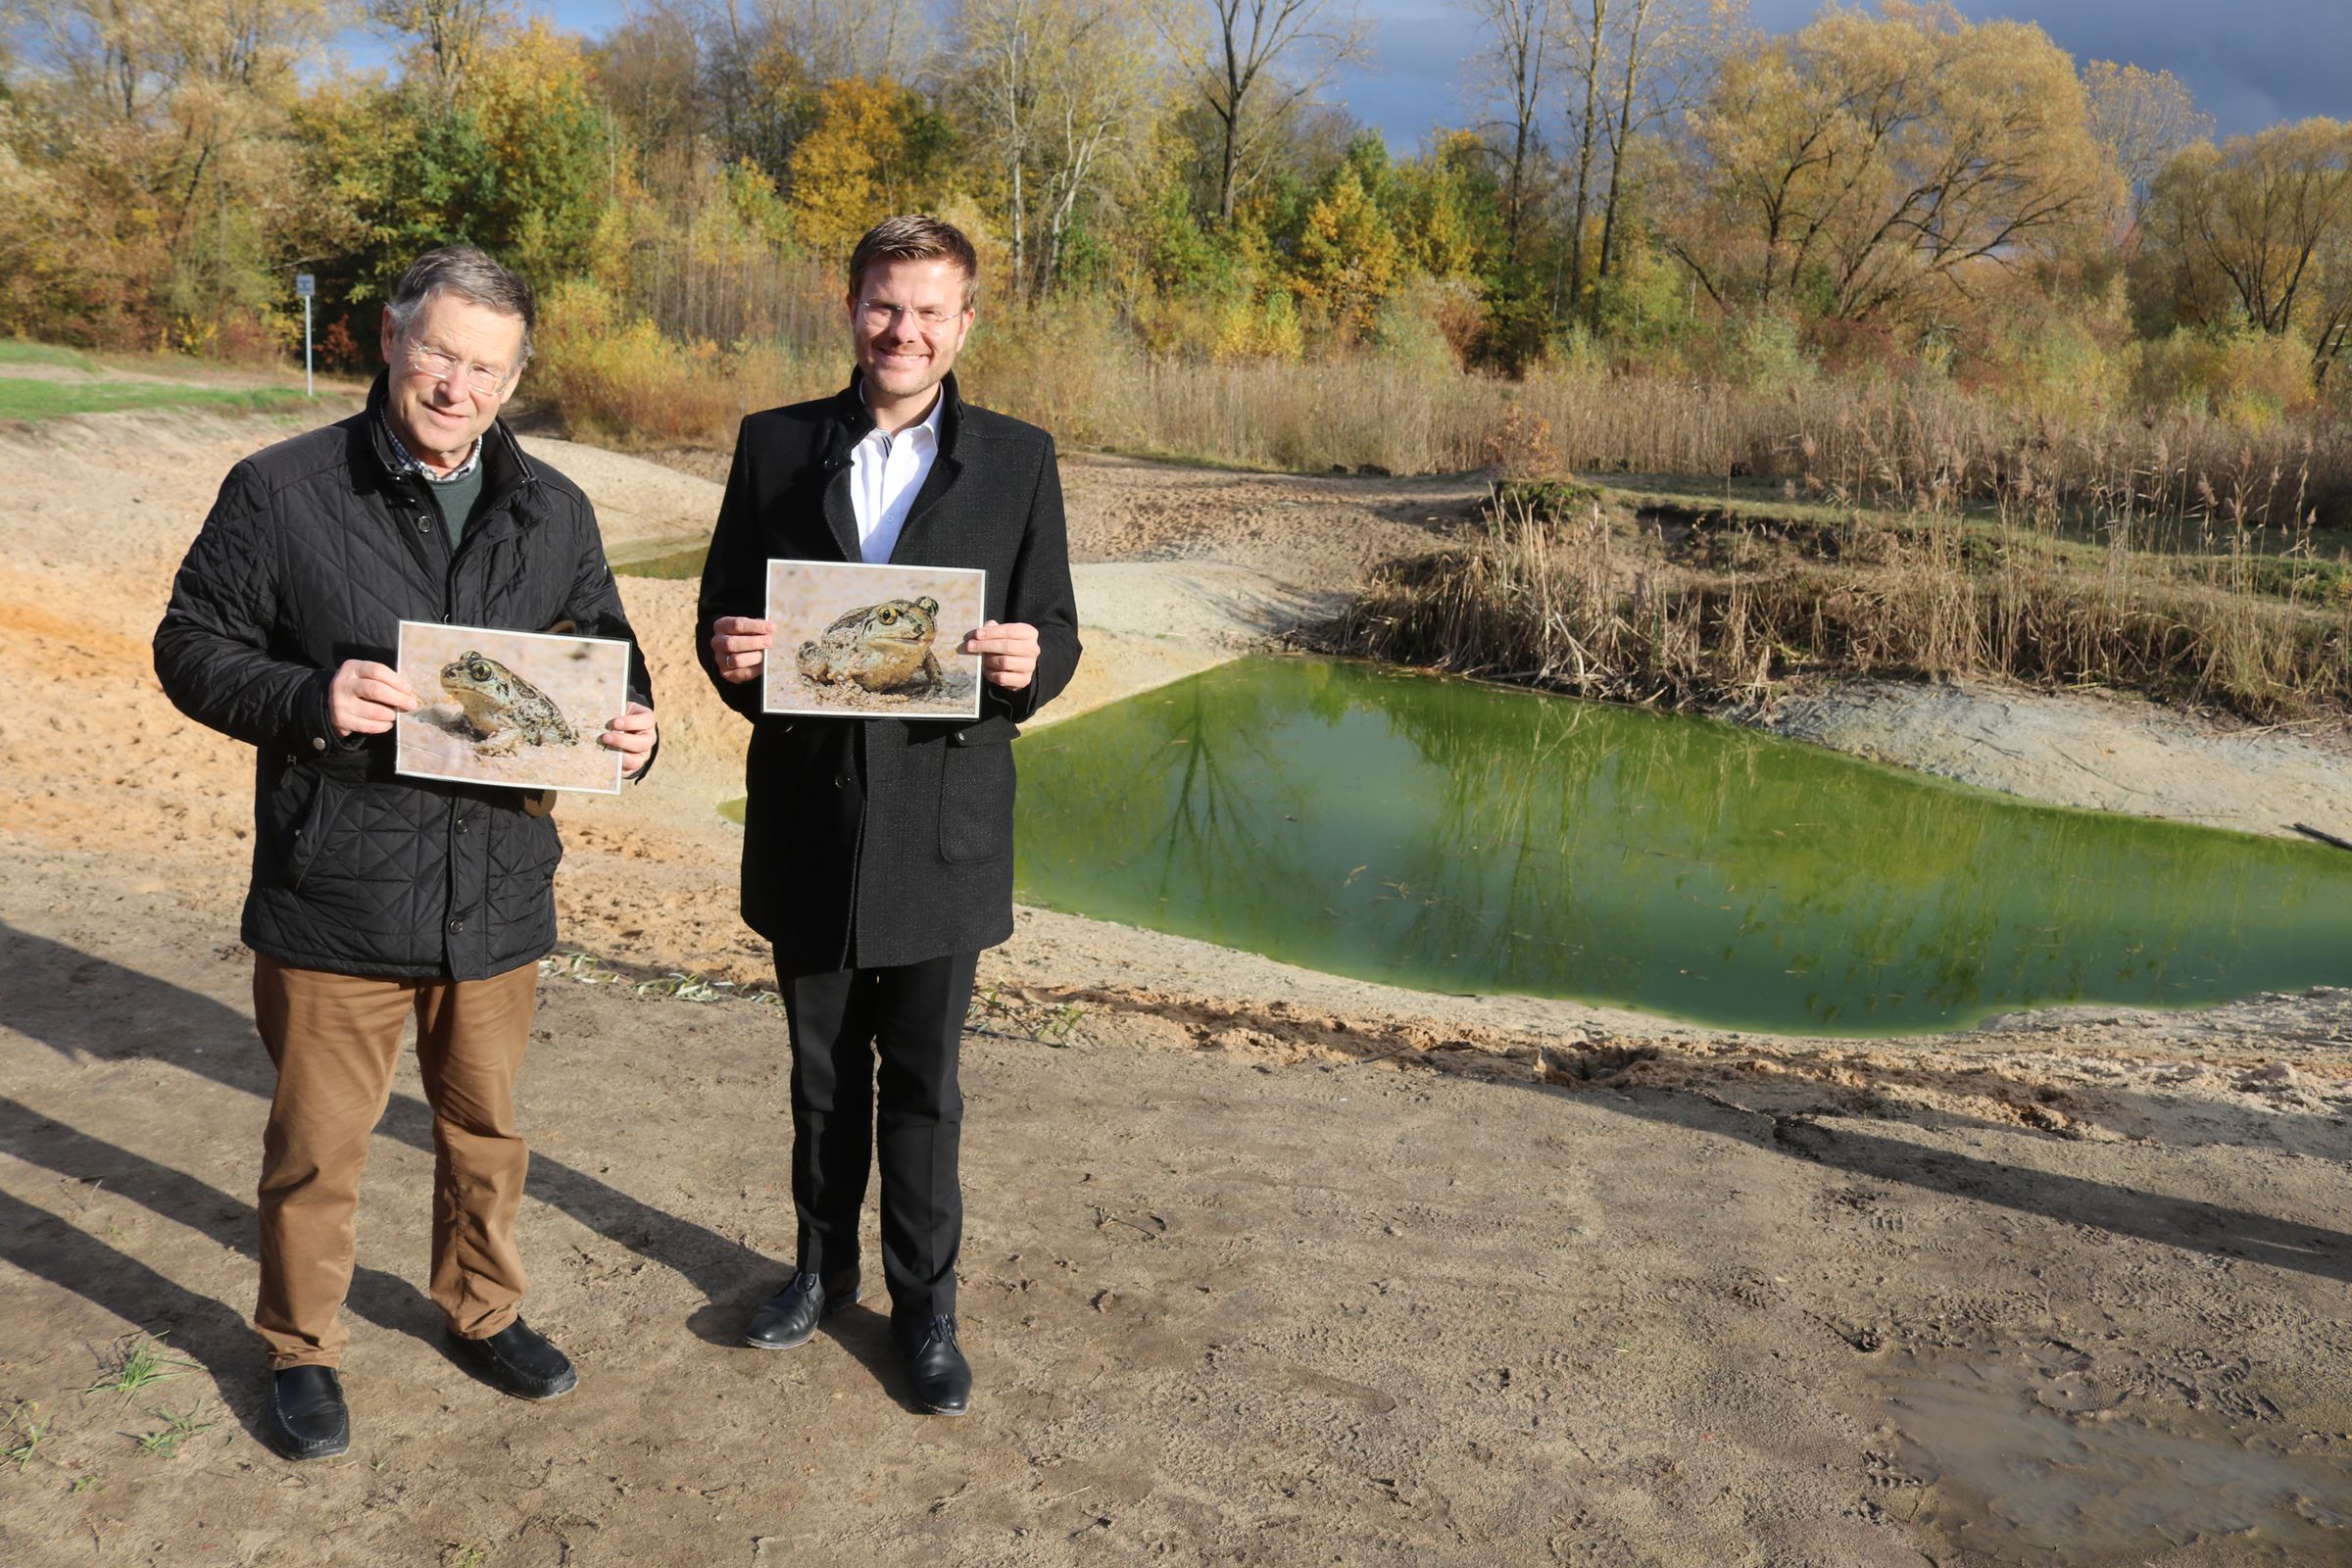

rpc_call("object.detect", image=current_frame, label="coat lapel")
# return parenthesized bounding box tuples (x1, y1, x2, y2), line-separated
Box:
(819, 464, 861, 562)
(814, 378, 870, 562)
(884, 449, 963, 564)
(885, 374, 967, 565)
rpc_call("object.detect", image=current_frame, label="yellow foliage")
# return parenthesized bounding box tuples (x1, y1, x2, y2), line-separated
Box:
(789, 78, 908, 261)
(1293, 167, 1404, 344)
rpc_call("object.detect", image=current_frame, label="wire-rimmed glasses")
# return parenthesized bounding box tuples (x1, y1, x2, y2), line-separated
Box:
(400, 340, 515, 397)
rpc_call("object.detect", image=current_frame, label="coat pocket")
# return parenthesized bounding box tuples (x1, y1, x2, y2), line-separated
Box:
(938, 739, 1015, 864)
(285, 773, 350, 893)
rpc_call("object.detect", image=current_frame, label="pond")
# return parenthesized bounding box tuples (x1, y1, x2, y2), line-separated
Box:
(612, 538, 710, 580)
(1010, 658, 2352, 1035)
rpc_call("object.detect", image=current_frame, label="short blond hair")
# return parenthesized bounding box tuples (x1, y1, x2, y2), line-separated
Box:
(848, 216, 979, 308)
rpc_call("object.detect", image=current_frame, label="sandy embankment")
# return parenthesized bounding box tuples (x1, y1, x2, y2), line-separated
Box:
(5, 402, 2352, 1565)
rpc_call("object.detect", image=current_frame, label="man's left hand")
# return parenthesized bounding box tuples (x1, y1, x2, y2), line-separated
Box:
(602, 702, 658, 775)
(964, 620, 1041, 691)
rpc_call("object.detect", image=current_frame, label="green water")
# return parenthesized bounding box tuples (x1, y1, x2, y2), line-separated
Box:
(612, 539, 709, 579)
(1010, 658, 2352, 1034)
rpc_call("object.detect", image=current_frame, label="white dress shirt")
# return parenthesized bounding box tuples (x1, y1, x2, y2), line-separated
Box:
(849, 390, 944, 564)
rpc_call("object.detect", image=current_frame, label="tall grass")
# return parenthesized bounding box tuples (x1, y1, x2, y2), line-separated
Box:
(527, 295, 2352, 531)
(1328, 485, 2352, 722)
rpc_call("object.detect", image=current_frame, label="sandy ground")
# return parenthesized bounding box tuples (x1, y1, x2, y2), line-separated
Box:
(6, 399, 2352, 1565)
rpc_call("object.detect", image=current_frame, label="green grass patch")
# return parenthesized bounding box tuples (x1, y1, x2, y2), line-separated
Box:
(130, 1403, 216, 1458)
(0, 378, 310, 421)
(0, 341, 100, 371)
(82, 1334, 194, 1402)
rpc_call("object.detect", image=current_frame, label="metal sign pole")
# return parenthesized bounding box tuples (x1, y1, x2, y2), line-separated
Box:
(295, 273, 316, 398)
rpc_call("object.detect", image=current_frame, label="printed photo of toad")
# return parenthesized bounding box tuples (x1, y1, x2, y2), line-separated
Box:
(396, 622, 631, 792)
(763, 562, 984, 719)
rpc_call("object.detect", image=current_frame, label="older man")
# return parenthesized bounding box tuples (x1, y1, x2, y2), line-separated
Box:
(697, 215, 1080, 1415)
(154, 246, 657, 1459)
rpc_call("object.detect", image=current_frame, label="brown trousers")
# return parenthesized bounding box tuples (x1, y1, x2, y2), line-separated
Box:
(251, 955, 539, 1370)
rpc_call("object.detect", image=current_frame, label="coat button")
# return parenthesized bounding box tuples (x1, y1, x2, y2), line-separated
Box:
(834, 774, 848, 789)
(448, 915, 466, 933)
(455, 816, 468, 832)
(312, 736, 326, 751)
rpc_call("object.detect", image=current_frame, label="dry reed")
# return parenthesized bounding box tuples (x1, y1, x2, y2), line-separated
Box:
(530, 297, 2352, 533)
(1328, 485, 2352, 722)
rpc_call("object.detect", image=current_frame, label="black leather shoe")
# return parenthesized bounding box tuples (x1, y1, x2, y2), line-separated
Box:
(743, 1270, 859, 1350)
(903, 1315, 971, 1416)
(446, 1317, 577, 1399)
(266, 1365, 349, 1459)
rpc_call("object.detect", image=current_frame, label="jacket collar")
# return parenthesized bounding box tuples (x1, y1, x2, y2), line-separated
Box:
(832, 368, 965, 459)
(360, 371, 541, 524)
(820, 369, 967, 564)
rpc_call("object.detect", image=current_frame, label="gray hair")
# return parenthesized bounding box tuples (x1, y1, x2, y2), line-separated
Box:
(384, 246, 537, 367)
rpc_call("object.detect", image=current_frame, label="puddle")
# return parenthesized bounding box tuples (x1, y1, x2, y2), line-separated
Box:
(611, 536, 709, 579)
(1010, 657, 2352, 1034)
(1880, 1352, 2352, 1563)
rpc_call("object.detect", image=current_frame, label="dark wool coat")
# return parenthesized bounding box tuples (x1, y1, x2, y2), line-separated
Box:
(153, 376, 654, 981)
(695, 372, 1080, 975)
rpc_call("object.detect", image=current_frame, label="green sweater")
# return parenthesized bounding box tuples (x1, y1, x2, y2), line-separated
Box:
(425, 461, 488, 550)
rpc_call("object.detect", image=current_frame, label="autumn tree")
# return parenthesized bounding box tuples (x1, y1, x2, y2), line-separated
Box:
(1461, 0, 1551, 264)
(788, 76, 944, 260)
(1293, 160, 1402, 340)
(368, 0, 514, 108)
(2134, 119, 2352, 380)
(2082, 60, 2210, 227)
(1161, 0, 1365, 224)
(1661, 1, 2119, 327)
(595, 1, 706, 176)
(5, 0, 333, 341)
(956, 0, 1157, 296)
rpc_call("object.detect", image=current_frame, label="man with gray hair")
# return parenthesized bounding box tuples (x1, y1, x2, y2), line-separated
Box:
(155, 245, 658, 1459)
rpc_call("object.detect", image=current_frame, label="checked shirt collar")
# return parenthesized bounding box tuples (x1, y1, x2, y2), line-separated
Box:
(379, 416, 483, 482)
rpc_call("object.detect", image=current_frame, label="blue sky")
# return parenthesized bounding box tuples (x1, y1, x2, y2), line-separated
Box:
(339, 0, 2343, 148)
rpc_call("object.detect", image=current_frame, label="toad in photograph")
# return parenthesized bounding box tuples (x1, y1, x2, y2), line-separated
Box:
(764, 561, 984, 718)
(396, 623, 628, 792)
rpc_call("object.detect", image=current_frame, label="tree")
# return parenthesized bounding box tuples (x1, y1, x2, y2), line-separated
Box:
(956, 0, 1156, 296)
(2135, 120, 2352, 380)
(1292, 161, 1402, 340)
(1661, 2, 2119, 326)
(368, 0, 514, 108)
(788, 75, 941, 260)
(8, 0, 333, 339)
(1161, 0, 1364, 224)
(2082, 59, 2210, 228)
(1593, 0, 1726, 314)
(1460, 0, 1551, 264)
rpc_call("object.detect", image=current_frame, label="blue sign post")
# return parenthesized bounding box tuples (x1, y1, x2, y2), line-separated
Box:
(295, 273, 316, 398)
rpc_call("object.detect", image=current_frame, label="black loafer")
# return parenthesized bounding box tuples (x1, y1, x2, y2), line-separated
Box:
(267, 1364, 349, 1459)
(447, 1317, 577, 1399)
(744, 1270, 859, 1350)
(903, 1315, 971, 1416)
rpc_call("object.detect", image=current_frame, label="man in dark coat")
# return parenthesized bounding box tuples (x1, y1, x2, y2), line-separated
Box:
(696, 215, 1080, 1415)
(154, 246, 658, 1460)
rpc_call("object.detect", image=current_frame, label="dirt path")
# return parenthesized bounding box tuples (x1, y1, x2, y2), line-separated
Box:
(5, 403, 2352, 1565)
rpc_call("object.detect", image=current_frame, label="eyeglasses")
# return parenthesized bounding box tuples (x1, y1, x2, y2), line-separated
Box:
(857, 300, 964, 331)
(400, 340, 514, 397)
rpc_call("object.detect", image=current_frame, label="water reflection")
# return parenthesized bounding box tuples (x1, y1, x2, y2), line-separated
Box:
(1014, 659, 2352, 1034)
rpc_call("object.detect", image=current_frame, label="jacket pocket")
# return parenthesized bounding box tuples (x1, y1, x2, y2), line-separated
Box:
(285, 773, 350, 893)
(938, 739, 1015, 864)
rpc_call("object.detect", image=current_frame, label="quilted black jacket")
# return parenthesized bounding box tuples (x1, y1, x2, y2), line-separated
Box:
(695, 372, 1079, 974)
(154, 377, 654, 981)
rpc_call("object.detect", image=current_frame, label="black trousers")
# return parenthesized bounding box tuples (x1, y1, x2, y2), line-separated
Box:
(777, 950, 979, 1343)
